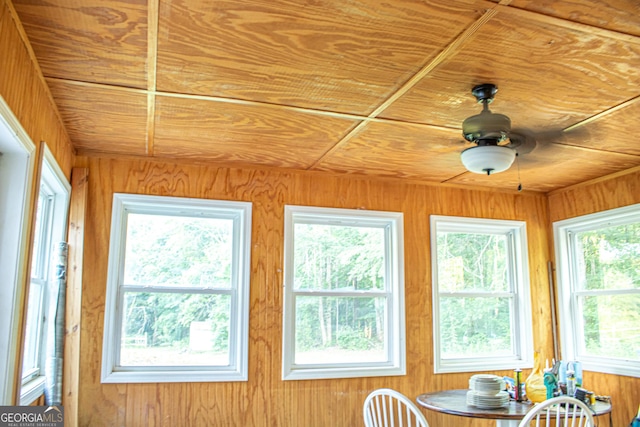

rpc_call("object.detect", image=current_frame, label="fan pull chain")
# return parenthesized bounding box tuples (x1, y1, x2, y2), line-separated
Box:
(516, 153, 523, 192)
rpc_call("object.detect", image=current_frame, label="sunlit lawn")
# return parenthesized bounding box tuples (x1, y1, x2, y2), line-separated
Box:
(121, 346, 229, 366)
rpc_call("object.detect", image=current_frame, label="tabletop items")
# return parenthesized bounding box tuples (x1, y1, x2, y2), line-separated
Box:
(506, 358, 600, 408)
(466, 374, 510, 409)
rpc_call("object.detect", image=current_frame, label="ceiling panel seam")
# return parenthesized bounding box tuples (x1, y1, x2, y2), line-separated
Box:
(564, 95, 640, 132)
(495, 3, 640, 43)
(146, 0, 159, 156)
(308, 6, 501, 170)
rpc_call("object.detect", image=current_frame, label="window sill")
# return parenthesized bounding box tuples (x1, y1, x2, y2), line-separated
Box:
(283, 364, 406, 380)
(20, 376, 45, 405)
(101, 368, 248, 383)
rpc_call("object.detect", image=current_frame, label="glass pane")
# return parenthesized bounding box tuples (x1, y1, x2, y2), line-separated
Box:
(124, 213, 233, 288)
(439, 296, 513, 358)
(580, 294, 640, 361)
(22, 281, 44, 378)
(293, 223, 385, 291)
(30, 192, 48, 279)
(575, 223, 640, 291)
(294, 296, 386, 364)
(436, 232, 509, 292)
(120, 292, 231, 366)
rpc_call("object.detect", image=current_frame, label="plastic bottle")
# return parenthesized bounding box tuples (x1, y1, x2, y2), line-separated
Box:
(559, 360, 568, 384)
(567, 369, 576, 397)
(525, 352, 547, 403)
(572, 361, 583, 388)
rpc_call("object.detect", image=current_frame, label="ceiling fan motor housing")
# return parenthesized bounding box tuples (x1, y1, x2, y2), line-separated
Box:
(462, 112, 511, 144)
(462, 83, 511, 145)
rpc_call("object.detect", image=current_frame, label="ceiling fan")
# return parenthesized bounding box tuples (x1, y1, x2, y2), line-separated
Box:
(460, 83, 540, 175)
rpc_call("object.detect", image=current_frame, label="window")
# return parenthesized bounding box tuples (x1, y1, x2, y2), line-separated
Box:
(430, 215, 533, 373)
(282, 206, 405, 380)
(21, 148, 70, 405)
(0, 98, 36, 404)
(553, 204, 640, 378)
(101, 194, 251, 383)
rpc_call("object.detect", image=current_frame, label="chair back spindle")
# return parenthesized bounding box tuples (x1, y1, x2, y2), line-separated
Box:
(363, 388, 430, 427)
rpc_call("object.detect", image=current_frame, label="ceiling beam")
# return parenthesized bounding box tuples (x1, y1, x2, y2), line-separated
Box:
(146, 0, 159, 156)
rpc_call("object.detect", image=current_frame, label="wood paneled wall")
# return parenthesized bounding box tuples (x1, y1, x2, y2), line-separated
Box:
(548, 167, 640, 427)
(73, 155, 556, 427)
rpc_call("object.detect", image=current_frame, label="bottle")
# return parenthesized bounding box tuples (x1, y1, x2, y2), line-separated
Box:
(559, 360, 568, 384)
(514, 369, 523, 402)
(525, 351, 547, 403)
(572, 360, 583, 388)
(567, 369, 576, 397)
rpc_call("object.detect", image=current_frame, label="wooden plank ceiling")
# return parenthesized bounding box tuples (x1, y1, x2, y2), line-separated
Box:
(12, 0, 640, 192)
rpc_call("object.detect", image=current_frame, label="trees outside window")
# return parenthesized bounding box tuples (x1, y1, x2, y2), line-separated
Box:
(430, 215, 533, 373)
(554, 204, 640, 378)
(282, 206, 405, 380)
(101, 194, 251, 383)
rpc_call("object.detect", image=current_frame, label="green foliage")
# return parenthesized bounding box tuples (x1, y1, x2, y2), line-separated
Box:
(336, 326, 377, 351)
(295, 296, 383, 352)
(292, 223, 387, 354)
(123, 292, 230, 352)
(439, 297, 512, 357)
(576, 223, 640, 360)
(119, 213, 235, 362)
(293, 224, 384, 291)
(125, 214, 233, 287)
(437, 232, 509, 292)
(436, 231, 514, 357)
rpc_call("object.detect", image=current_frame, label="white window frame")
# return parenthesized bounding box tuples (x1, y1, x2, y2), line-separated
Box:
(553, 203, 640, 378)
(20, 146, 70, 405)
(282, 205, 406, 380)
(430, 215, 533, 374)
(101, 194, 252, 383)
(0, 96, 36, 405)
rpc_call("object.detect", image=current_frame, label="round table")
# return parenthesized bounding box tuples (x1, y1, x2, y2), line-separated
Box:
(416, 389, 612, 427)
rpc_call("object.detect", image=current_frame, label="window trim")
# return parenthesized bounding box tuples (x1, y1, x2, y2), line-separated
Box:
(101, 194, 252, 383)
(281, 205, 406, 380)
(0, 96, 37, 405)
(553, 203, 640, 378)
(430, 215, 533, 374)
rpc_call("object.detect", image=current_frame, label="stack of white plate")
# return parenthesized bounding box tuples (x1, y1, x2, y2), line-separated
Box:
(466, 374, 509, 409)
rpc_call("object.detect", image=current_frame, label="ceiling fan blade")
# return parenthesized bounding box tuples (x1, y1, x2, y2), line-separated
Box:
(507, 129, 540, 155)
(507, 127, 585, 156)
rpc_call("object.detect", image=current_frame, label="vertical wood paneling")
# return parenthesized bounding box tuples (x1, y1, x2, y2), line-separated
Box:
(75, 158, 127, 427)
(63, 168, 88, 427)
(548, 168, 640, 223)
(75, 156, 557, 427)
(548, 168, 640, 427)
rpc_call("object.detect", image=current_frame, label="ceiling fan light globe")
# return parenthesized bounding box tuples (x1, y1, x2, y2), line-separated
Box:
(460, 145, 516, 175)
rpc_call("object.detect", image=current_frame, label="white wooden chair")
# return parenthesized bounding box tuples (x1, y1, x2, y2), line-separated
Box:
(518, 395, 595, 427)
(363, 388, 430, 427)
